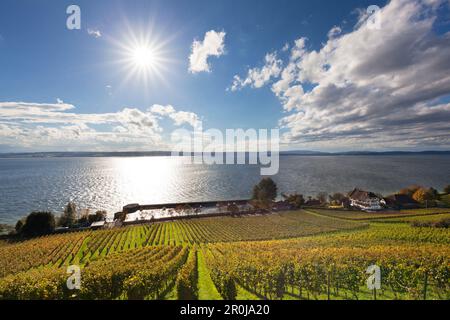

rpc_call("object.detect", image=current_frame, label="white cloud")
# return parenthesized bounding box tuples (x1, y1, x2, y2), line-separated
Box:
(327, 26, 342, 39)
(189, 30, 226, 73)
(168, 111, 201, 130)
(0, 101, 75, 112)
(231, 0, 450, 150)
(230, 53, 283, 91)
(150, 104, 176, 115)
(0, 102, 202, 151)
(87, 28, 102, 38)
(290, 37, 308, 61)
(150, 104, 201, 129)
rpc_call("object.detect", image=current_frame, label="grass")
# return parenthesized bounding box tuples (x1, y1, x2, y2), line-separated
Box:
(236, 284, 261, 300)
(197, 250, 222, 300)
(162, 284, 178, 300)
(439, 194, 450, 207)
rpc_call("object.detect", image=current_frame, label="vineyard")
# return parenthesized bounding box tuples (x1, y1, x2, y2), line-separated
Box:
(0, 209, 449, 300)
(377, 213, 450, 224)
(308, 208, 450, 220)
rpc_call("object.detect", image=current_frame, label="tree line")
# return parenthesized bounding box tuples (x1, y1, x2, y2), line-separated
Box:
(7, 180, 450, 239)
(251, 178, 450, 210)
(12, 202, 107, 238)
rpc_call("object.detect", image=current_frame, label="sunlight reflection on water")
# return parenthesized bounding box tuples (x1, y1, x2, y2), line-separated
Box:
(0, 155, 449, 224)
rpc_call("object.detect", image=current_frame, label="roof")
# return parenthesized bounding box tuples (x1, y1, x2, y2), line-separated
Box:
(385, 194, 418, 205)
(124, 199, 251, 211)
(348, 188, 380, 201)
(305, 199, 321, 206)
(273, 200, 293, 208)
(124, 203, 139, 208)
(90, 221, 105, 227)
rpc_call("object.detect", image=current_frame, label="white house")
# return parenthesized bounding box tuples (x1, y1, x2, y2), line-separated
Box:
(90, 220, 106, 230)
(348, 188, 385, 211)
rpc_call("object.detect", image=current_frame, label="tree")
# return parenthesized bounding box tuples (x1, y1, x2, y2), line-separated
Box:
(429, 188, 440, 201)
(15, 218, 25, 234)
(317, 192, 328, 205)
(183, 204, 193, 214)
(329, 193, 347, 205)
(114, 211, 126, 222)
(282, 193, 305, 209)
(412, 188, 438, 204)
(444, 185, 450, 194)
(399, 185, 422, 197)
(59, 202, 77, 227)
(227, 204, 240, 216)
(77, 209, 91, 225)
(88, 210, 107, 224)
(21, 212, 55, 237)
(252, 178, 278, 203)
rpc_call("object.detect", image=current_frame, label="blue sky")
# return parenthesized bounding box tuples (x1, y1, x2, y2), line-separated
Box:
(0, 0, 449, 152)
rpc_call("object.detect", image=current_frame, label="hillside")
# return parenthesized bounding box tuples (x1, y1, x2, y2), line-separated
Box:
(0, 209, 448, 300)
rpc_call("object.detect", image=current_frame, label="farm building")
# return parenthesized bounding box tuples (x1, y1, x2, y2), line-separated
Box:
(384, 194, 419, 210)
(305, 199, 322, 207)
(272, 200, 293, 211)
(348, 188, 386, 211)
(90, 220, 106, 230)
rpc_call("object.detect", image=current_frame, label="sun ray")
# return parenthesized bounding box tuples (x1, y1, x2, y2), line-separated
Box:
(104, 19, 176, 91)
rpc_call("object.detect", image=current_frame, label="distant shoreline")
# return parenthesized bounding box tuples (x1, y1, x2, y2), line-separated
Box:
(0, 150, 449, 159)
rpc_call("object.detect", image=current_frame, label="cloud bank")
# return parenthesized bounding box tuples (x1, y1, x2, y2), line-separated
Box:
(231, 0, 450, 150)
(0, 101, 201, 152)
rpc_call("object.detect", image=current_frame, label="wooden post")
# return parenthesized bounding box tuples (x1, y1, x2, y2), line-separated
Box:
(423, 271, 428, 300)
(327, 272, 331, 300)
(373, 288, 377, 300)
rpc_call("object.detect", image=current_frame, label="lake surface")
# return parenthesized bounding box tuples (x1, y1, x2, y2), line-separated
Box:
(0, 155, 449, 224)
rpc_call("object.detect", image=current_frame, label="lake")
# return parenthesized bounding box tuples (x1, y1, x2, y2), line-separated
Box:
(0, 155, 449, 224)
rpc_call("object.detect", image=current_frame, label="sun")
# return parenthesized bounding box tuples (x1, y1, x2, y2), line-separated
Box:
(109, 23, 175, 89)
(114, 38, 169, 87)
(131, 45, 157, 70)
(117, 38, 171, 87)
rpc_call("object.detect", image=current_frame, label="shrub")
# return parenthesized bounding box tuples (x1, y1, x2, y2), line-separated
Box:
(14, 219, 24, 234)
(412, 188, 439, 203)
(444, 185, 450, 194)
(252, 178, 277, 203)
(399, 185, 422, 197)
(282, 193, 305, 209)
(434, 218, 450, 229)
(176, 249, 198, 300)
(0, 267, 68, 300)
(89, 211, 107, 224)
(59, 202, 77, 227)
(21, 212, 55, 238)
(411, 218, 450, 229)
(206, 252, 237, 300)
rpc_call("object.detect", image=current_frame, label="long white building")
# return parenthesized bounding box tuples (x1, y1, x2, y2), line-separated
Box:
(348, 188, 385, 211)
